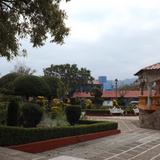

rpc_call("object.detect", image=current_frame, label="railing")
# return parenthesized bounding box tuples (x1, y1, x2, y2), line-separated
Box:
(139, 96, 160, 111)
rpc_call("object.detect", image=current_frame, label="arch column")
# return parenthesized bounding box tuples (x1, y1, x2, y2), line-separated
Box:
(147, 82, 152, 109)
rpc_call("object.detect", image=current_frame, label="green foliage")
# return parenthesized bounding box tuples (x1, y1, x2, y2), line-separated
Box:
(0, 73, 20, 94)
(85, 109, 110, 115)
(90, 87, 103, 105)
(117, 97, 125, 106)
(0, 103, 7, 125)
(0, 120, 118, 146)
(65, 105, 81, 125)
(0, 0, 69, 60)
(7, 99, 20, 126)
(43, 76, 66, 98)
(14, 75, 51, 98)
(43, 64, 94, 96)
(22, 103, 43, 127)
(51, 107, 62, 119)
(124, 106, 134, 114)
(91, 87, 103, 98)
(113, 99, 118, 107)
(82, 99, 92, 109)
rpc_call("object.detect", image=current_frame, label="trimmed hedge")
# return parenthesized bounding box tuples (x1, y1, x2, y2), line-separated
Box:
(0, 120, 118, 146)
(85, 109, 110, 115)
(65, 105, 81, 125)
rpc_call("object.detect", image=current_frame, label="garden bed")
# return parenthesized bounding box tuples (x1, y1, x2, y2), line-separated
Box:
(0, 120, 119, 152)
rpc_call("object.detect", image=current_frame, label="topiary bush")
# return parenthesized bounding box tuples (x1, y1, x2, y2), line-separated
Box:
(7, 99, 20, 126)
(65, 105, 81, 125)
(14, 75, 51, 99)
(22, 103, 43, 128)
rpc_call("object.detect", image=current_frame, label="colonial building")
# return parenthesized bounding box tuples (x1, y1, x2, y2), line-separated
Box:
(135, 62, 160, 129)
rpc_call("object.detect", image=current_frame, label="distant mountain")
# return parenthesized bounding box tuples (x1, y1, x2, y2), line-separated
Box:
(108, 78, 137, 88)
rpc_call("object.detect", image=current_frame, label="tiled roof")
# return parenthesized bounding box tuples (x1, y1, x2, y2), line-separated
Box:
(135, 63, 160, 75)
(73, 90, 149, 98)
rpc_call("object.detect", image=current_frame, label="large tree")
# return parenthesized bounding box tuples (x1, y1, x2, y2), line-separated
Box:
(43, 64, 94, 96)
(0, 0, 69, 60)
(43, 76, 66, 98)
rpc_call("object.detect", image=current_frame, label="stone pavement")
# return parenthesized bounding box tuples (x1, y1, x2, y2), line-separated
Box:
(1, 116, 160, 160)
(40, 116, 160, 160)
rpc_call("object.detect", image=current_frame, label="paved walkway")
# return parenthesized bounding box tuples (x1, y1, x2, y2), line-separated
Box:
(40, 116, 160, 160)
(1, 116, 160, 160)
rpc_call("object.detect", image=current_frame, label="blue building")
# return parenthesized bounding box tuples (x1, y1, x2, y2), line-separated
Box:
(98, 76, 113, 91)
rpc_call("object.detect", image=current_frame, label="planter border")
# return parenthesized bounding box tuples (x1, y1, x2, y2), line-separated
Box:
(9, 129, 120, 153)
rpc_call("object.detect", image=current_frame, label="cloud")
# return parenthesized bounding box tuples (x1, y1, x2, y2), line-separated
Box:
(0, 0, 160, 80)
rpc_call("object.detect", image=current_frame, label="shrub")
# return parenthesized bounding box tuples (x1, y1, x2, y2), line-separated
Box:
(43, 76, 65, 98)
(51, 107, 62, 119)
(22, 103, 43, 127)
(7, 99, 20, 126)
(0, 103, 7, 125)
(83, 99, 92, 109)
(0, 120, 118, 146)
(14, 75, 51, 99)
(65, 105, 81, 125)
(0, 73, 20, 95)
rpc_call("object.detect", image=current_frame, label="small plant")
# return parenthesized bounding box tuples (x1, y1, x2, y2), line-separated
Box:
(22, 103, 43, 127)
(65, 105, 81, 125)
(83, 99, 92, 109)
(7, 99, 20, 126)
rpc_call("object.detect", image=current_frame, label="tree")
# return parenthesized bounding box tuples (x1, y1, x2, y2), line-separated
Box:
(0, 0, 70, 60)
(0, 72, 20, 94)
(12, 62, 36, 75)
(43, 76, 66, 98)
(90, 87, 103, 105)
(43, 64, 94, 96)
(14, 75, 51, 99)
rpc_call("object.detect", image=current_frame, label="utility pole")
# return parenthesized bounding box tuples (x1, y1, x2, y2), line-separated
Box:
(115, 78, 118, 99)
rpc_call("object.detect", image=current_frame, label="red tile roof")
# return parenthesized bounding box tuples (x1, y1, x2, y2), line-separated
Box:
(73, 90, 149, 98)
(135, 63, 160, 75)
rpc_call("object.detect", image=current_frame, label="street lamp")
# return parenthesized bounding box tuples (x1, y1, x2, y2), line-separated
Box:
(115, 78, 118, 99)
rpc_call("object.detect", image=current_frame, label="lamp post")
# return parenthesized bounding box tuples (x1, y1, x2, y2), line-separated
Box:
(115, 78, 118, 99)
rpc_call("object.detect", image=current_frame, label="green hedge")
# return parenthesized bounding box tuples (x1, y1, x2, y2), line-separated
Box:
(0, 120, 118, 146)
(85, 109, 110, 115)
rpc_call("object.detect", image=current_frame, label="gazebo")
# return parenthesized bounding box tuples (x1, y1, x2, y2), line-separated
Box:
(135, 63, 160, 129)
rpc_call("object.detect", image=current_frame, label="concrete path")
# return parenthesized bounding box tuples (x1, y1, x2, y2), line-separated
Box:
(1, 116, 160, 160)
(40, 116, 160, 160)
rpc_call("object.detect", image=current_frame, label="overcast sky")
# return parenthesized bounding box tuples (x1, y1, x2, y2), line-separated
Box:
(0, 0, 160, 80)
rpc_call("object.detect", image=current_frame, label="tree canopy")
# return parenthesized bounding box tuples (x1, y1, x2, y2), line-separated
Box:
(14, 75, 51, 98)
(43, 64, 94, 96)
(0, 72, 20, 94)
(43, 76, 66, 98)
(0, 0, 69, 60)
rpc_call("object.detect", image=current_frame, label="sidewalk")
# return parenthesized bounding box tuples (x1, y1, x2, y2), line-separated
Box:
(1, 116, 160, 160)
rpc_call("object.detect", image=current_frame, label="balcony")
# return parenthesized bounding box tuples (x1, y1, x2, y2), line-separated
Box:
(139, 96, 160, 111)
